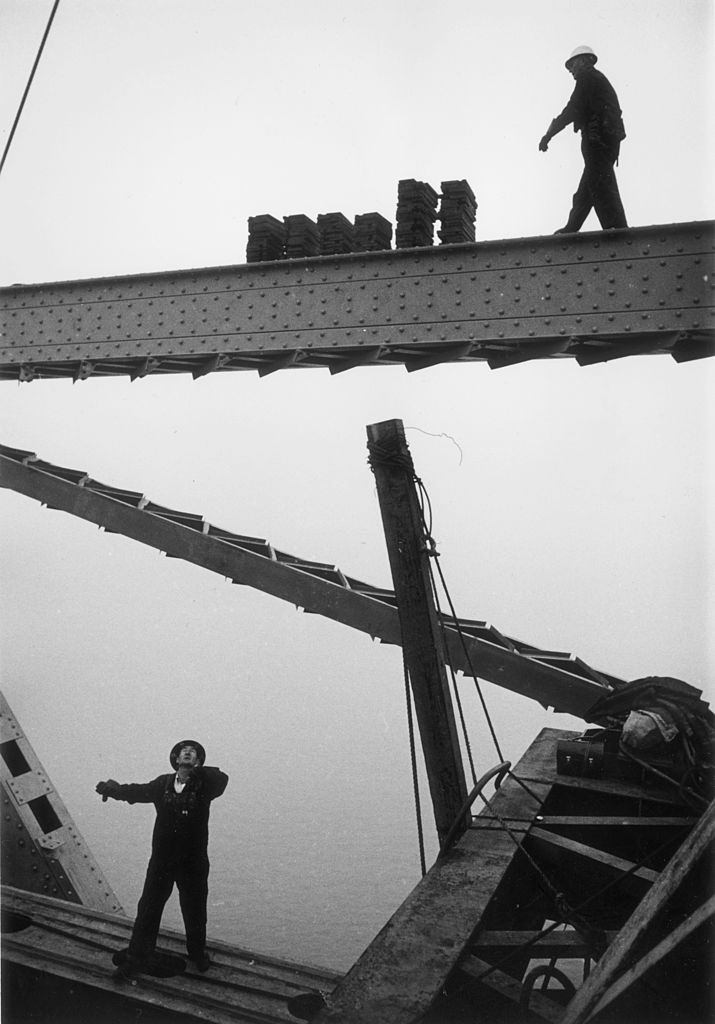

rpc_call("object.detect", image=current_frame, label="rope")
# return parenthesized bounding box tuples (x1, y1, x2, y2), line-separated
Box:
(429, 563, 478, 787)
(403, 658, 427, 877)
(415, 476, 553, 813)
(413, 470, 477, 786)
(0, 0, 61, 179)
(465, 824, 686, 987)
(367, 433, 694, 1001)
(366, 438, 414, 475)
(617, 740, 709, 810)
(439, 761, 511, 856)
(368, 436, 576, 884)
(415, 477, 505, 764)
(473, 787, 565, 908)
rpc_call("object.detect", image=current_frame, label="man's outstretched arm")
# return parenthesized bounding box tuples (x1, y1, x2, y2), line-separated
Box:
(95, 778, 161, 804)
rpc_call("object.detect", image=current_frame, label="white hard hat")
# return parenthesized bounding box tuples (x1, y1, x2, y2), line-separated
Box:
(565, 46, 598, 69)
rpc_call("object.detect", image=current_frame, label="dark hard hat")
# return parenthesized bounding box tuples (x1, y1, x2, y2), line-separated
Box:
(170, 740, 206, 769)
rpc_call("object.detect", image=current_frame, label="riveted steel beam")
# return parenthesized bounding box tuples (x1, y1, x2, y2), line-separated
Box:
(0, 691, 123, 913)
(1, 222, 712, 382)
(0, 443, 618, 719)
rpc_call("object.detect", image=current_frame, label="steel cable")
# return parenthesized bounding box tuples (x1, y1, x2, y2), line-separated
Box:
(403, 657, 427, 877)
(0, 0, 61, 180)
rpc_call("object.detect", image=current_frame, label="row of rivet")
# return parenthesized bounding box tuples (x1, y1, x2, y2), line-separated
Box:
(1, 228, 709, 308)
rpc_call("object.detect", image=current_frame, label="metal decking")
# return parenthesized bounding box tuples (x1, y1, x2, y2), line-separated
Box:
(1, 886, 341, 1024)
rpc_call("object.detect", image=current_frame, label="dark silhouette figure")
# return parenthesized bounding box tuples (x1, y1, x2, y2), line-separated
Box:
(97, 739, 228, 980)
(540, 46, 627, 233)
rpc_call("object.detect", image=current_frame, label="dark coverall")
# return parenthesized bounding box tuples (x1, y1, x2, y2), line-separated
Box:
(110, 766, 228, 962)
(545, 66, 628, 232)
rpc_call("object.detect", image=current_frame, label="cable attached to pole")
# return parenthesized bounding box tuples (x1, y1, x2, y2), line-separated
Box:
(414, 476, 505, 764)
(403, 659, 427, 877)
(0, 0, 61, 180)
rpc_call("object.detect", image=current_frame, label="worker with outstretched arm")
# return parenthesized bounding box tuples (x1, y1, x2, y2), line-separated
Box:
(96, 740, 228, 981)
(539, 45, 628, 233)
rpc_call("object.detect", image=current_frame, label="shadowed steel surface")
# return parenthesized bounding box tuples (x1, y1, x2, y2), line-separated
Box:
(2, 886, 340, 1024)
(0, 691, 123, 915)
(559, 800, 715, 1024)
(313, 729, 562, 1024)
(313, 727, 707, 1024)
(1, 222, 712, 381)
(0, 443, 617, 719)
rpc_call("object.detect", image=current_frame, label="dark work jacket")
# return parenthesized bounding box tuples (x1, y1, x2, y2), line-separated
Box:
(112, 766, 228, 860)
(551, 67, 625, 144)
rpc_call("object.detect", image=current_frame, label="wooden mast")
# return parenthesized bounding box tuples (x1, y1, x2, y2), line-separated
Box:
(366, 418, 468, 843)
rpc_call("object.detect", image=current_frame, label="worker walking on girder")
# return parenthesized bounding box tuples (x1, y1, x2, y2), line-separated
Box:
(539, 46, 628, 233)
(96, 740, 228, 981)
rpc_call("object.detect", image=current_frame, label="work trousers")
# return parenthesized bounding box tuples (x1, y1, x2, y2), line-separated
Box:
(127, 853, 209, 962)
(562, 136, 628, 232)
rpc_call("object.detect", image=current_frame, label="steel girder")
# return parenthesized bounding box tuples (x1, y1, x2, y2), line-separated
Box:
(0, 443, 618, 719)
(1, 222, 712, 382)
(0, 691, 123, 914)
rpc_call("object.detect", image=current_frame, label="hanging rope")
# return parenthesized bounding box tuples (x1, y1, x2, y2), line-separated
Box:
(403, 658, 427, 877)
(369, 439, 704, 1007)
(437, 608, 478, 787)
(416, 479, 478, 786)
(416, 473, 557, 812)
(465, 824, 684, 987)
(414, 471, 586, 817)
(0, 0, 61, 180)
(414, 476, 505, 764)
(369, 432, 541, 870)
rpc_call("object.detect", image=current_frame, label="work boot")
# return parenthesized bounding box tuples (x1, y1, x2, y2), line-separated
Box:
(113, 959, 139, 984)
(190, 952, 211, 972)
(287, 992, 328, 1020)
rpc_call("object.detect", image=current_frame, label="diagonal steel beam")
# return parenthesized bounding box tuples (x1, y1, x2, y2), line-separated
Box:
(0, 442, 618, 719)
(1, 222, 712, 382)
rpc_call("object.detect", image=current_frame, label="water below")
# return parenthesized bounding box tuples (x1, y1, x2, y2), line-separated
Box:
(80, 744, 443, 975)
(4, 614, 563, 975)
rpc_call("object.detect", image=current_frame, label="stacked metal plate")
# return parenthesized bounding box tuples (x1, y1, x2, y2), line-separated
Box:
(284, 214, 320, 258)
(246, 215, 286, 262)
(438, 180, 477, 244)
(317, 213, 355, 255)
(395, 179, 439, 249)
(353, 213, 393, 252)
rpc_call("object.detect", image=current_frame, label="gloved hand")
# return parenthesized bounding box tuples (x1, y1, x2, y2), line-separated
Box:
(539, 136, 550, 152)
(96, 779, 120, 801)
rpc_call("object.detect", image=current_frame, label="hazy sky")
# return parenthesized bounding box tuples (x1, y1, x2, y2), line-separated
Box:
(0, 0, 713, 968)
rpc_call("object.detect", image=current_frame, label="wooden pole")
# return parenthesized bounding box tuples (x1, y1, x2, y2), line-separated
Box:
(367, 418, 468, 843)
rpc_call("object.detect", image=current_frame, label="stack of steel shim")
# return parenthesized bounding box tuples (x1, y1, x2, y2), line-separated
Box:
(317, 213, 355, 255)
(438, 180, 477, 244)
(284, 215, 320, 258)
(246, 215, 286, 262)
(395, 179, 439, 248)
(354, 213, 393, 252)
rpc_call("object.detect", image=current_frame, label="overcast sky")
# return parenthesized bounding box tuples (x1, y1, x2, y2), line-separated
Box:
(0, 0, 713, 966)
